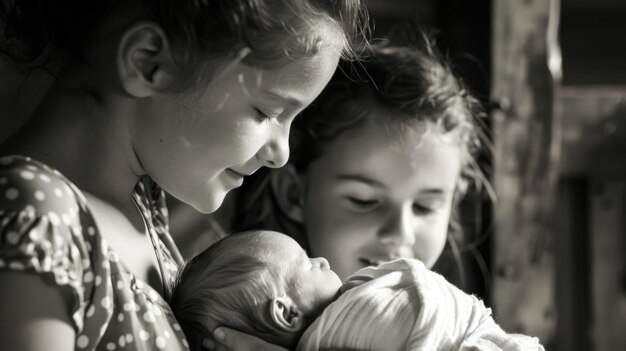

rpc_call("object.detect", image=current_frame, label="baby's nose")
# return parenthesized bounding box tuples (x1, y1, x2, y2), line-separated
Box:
(314, 257, 330, 270)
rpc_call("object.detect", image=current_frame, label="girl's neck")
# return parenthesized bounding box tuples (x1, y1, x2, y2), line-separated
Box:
(1, 71, 146, 229)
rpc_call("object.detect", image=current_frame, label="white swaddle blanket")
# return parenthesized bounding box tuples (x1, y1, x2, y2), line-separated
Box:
(297, 259, 544, 351)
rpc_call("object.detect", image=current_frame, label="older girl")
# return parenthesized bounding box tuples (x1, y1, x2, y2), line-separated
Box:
(0, 1, 367, 350)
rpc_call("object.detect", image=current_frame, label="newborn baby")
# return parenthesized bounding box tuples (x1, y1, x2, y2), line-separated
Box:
(170, 231, 544, 351)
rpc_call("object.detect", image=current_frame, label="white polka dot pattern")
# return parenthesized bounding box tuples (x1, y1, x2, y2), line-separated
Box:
(0, 156, 189, 350)
(5, 188, 19, 200)
(76, 334, 89, 348)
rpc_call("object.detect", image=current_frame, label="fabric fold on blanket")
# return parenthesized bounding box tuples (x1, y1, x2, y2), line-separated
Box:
(297, 259, 544, 351)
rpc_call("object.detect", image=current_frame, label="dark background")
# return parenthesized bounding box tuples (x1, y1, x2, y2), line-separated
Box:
(366, 0, 626, 305)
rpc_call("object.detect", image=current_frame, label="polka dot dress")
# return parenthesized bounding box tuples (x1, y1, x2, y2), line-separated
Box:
(0, 155, 189, 350)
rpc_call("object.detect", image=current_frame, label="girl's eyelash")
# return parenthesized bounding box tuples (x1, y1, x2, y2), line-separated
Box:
(413, 203, 434, 213)
(347, 197, 379, 208)
(254, 107, 272, 121)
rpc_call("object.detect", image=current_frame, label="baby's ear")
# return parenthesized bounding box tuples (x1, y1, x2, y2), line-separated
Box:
(117, 22, 179, 97)
(269, 296, 305, 332)
(270, 165, 305, 223)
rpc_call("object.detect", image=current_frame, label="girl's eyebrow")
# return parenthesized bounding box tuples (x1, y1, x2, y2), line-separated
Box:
(417, 188, 448, 195)
(261, 89, 304, 109)
(337, 174, 453, 195)
(336, 174, 385, 188)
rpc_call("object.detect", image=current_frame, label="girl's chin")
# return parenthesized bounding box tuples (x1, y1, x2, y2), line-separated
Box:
(189, 192, 226, 214)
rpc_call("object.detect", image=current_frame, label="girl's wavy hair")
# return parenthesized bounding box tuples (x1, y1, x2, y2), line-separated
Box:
(233, 33, 492, 285)
(0, 0, 368, 90)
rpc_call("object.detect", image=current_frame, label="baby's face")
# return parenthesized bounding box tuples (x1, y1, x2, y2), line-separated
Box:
(256, 231, 342, 315)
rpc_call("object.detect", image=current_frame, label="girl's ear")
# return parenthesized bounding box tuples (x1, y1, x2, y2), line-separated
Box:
(269, 297, 305, 332)
(270, 165, 305, 223)
(117, 22, 179, 97)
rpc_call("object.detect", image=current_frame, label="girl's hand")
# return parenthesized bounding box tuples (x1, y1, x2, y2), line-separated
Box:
(203, 327, 288, 351)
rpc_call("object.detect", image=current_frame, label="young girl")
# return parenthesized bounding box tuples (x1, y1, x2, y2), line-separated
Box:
(0, 1, 367, 350)
(171, 230, 544, 350)
(233, 37, 488, 282)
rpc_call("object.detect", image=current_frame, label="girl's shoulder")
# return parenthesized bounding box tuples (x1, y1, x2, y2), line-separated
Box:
(0, 155, 190, 349)
(0, 154, 98, 330)
(0, 154, 86, 219)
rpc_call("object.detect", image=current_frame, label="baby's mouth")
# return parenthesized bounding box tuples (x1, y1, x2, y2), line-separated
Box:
(359, 257, 390, 267)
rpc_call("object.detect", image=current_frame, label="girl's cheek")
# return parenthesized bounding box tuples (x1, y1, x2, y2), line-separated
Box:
(327, 213, 364, 232)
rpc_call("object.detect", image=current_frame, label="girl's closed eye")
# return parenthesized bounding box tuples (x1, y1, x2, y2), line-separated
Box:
(253, 107, 273, 122)
(412, 202, 435, 214)
(345, 196, 381, 212)
(254, 104, 286, 123)
(412, 197, 448, 214)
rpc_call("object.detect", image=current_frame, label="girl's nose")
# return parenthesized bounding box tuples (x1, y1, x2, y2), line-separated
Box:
(378, 207, 416, 248)
(256, 128, 290, 168)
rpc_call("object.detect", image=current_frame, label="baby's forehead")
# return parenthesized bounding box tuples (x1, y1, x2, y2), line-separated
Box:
(232, 232, 274, 252)
(231, 230, 303, 260)
(246, 245, 289, 276)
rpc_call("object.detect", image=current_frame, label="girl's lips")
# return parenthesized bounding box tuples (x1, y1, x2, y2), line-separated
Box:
(223, 169, 244, 187)
(226, 169, 245, 178)
(227, 167, 260, 178)
(359, 246, 416, 267)
(359, 251, 414, 267)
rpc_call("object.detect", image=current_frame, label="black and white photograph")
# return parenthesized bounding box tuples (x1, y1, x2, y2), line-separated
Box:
(1, 0, 624, 350)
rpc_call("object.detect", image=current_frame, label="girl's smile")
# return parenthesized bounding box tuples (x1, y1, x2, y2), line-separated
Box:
(222, 169, 246, 188)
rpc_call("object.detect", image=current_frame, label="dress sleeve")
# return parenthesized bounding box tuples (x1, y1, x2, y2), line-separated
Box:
(0, 162, 93, 332)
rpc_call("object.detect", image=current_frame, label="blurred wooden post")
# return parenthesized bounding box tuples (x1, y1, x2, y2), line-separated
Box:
(490, 0, 561, 342)
(590, 181, 626, 351)
(558, 87, 626, 351)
